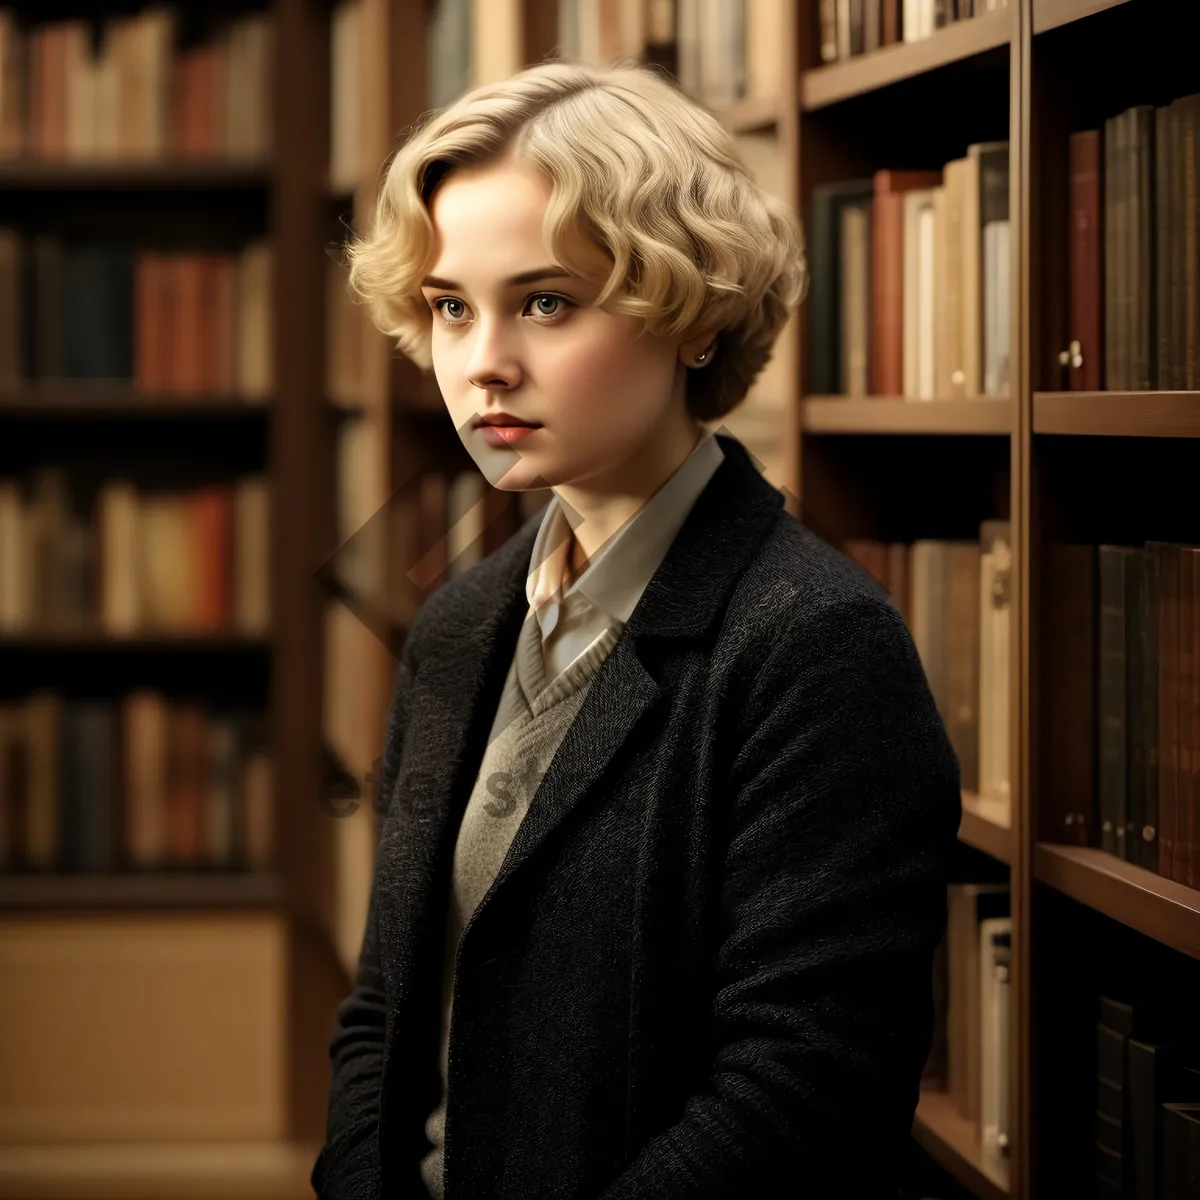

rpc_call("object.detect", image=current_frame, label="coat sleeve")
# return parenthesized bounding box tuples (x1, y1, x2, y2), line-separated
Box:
(311, 651, 418, 1200)
(598, 595, 963, 1199)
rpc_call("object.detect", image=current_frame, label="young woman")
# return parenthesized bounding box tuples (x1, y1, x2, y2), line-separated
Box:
(313, 58, 961, 1200)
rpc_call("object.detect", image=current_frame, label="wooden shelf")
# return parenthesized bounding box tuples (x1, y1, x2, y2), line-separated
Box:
(0, 632, 270, 653)
(912, 1088, 1010, 1200)
(0, 872, 284, 911)
(1034, 843, 1200, 960)
(959, 791, 1012, 864)
(0, 387, 272, 419)
(801, 396, 1012, 435)
(0, 1140, 319, 1199)
(715, 93, 779, 133)
(1033, 391, 1200, 437)
(0, 158, 271, 190)
(801, 9, 1012, 111)
(1032, 0, 1133, 34)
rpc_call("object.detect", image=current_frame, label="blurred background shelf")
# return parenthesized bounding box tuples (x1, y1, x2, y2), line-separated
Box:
(0, 872, 285, 911)
(0, 160, 272, 191)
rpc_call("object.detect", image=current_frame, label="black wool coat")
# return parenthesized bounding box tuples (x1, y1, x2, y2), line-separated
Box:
(311, 432, 963, 1199)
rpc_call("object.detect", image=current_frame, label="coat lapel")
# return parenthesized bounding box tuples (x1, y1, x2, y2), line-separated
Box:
(401, 433, 785, 934)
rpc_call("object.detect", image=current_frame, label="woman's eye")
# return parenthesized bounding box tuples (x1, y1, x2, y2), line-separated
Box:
(431, 293, 571, 324)
(528, 294, 565, 318)
(433, 298, 466, 322)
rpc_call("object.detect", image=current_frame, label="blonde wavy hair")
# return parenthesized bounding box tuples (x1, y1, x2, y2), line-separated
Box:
(345, 57, 807, 422)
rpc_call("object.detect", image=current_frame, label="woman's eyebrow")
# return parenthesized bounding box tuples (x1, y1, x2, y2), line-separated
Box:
(420, 266, 575, 289)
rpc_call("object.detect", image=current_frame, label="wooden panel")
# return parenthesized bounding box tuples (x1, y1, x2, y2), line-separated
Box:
(1033, 392, 1200, 437)
(0, 1140, 319, 1200)
(801, 9, 1013, 111)
(0, 914, 286, 1142)
(1034, 843, 1200, 960)
(1031, 0, 1133, 35)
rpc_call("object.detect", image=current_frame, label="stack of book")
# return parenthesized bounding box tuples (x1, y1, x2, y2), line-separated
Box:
(808, 144, 1011, 400)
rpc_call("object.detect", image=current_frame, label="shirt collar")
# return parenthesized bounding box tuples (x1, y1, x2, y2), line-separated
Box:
(526, 423, 725, 634)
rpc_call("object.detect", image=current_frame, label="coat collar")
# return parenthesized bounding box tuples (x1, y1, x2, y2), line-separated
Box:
(399, 432, 785, 941)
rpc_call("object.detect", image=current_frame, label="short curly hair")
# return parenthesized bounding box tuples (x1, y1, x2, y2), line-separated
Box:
(344, 57, 807, 423)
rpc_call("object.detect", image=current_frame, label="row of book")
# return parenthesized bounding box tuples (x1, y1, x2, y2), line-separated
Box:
(0, 8, 273, 162)
(1092, 996, 1200, 1198)
(819, 0, 1010, 63)
(925, 884, 1012, 1167)
(845, 522, 1013, 811)
(809, 144, 1011, 400)
(0, 233, 273, 395)
(1066, 93, 1200, 393)
(0, 691, 273, 872)
(0, 470, 270, 636)
(1043, 541, 1200, 891)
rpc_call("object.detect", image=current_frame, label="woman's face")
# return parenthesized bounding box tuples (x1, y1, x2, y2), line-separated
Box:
(421, 155, 700, 493)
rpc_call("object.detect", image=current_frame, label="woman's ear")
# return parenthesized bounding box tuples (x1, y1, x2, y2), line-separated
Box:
(679, 331, 718, 369)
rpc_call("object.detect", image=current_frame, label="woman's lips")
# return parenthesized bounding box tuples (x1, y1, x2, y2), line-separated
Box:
(479, 424, 540, 446)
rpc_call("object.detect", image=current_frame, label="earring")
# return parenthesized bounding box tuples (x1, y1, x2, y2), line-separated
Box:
(695, 343, 714, 365)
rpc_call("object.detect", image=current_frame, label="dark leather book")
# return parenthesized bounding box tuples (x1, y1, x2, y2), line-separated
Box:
(1040, 543, 1095, 844)
(1162, 1103, 1200, 1198)
(1125, 548, 1149, 863)
(807, 178, 873, 395)
(62, 241, 134, 380)
(1068, 129, 1104, 391)
(1158, 545, 1181, 882)
(1184, 95, 1199, 390)
(1156, 104, 1173, 390)
(1098, 547, 1132, 860)
(1130, 105, 1156, 392)
(1129, 1041, 1200, 1200)
(1139, 544, 1163, 872)
(1104, 112, 1122, 390)
(1178, 547, 1198, 889)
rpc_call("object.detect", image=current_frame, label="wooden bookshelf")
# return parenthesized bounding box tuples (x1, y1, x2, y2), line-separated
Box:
(1033, 844, 1200, 961)
(0, 1141, 320, 1200)
(1032, 391, 1200, 437)
(0, 0, 342, 1189)
(1031, 0, 1132, 34)
(914, 1088, 1011, 1200)
(801, 396, 1013, 435)
(800, 8, 1012, 110)
(716, 94, 780, 133)
(0, 388, 272, 420)
(0, 161, 272, 191)
(0, 872, 285, 910)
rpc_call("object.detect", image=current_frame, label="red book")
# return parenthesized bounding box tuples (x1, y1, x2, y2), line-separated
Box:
(189, 485, 232, 630)
(870, 169, 942, 396)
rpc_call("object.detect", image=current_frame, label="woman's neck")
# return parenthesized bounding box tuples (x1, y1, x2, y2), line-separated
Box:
(553, 412, 704, 569)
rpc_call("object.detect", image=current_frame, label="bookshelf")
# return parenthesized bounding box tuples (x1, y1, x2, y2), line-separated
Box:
(800, 0, 1200, 1196)
(0, 0, 343, 1195)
